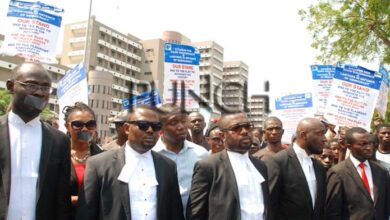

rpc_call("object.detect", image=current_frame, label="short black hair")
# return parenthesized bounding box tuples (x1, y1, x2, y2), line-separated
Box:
(376, 124, 390, 134)
(157, 104, 187, 124)
(205, 124, 219, 137)
(128, 104, 160, 121)
(345, 127, 368, 145)
(219, 111, 246, 130)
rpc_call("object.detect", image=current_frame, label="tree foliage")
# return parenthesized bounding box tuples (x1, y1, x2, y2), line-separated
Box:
(0, 89, 55, 120)
(40, 107, 56, 121)
(0, 90, 11, 116)
(299, 0, 390, 64)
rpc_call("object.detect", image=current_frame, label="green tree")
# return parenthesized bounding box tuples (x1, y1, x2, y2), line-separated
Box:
(0, 90, 11, 116)
(299, 0, 390, 64)
(40, 107, 57, 121)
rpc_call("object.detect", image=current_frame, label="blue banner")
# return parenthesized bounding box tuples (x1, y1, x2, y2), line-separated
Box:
(334, 65, 381, 90)
(379, 65, 389, 86)
(122, 90, 161, 109)
(311, 65, 335, 80)
(7, 0, 63, 27)
(164, 43, 200, 65)
(57, 63, 86, 98)
(275, 93, 313, 110)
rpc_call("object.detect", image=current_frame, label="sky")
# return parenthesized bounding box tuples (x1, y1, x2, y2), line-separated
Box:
(0, 0, 362, 110)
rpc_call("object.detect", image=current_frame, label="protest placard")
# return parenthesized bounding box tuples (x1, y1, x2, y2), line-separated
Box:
(311, 65, 335, 114)
(274, 92, 314, 143)
(57, 63, 89, 132)
(163, 43, 200, 110)
(324, 65, 382, 129)
(0, 0, 64, 63)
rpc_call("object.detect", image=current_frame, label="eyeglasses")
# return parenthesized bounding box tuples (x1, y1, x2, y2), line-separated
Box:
(223, 122, 254, 133)
(70, 120, 97, 130)
(128, 120, 162, 132)
(15, 80, 53, 94)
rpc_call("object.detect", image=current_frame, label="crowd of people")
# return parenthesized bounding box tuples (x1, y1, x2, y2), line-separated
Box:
(1, 62, 390, 220)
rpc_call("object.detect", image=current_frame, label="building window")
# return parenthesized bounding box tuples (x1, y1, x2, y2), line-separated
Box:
(96, 100, 99, 108)
(102, 86, 106, 94)
(144, 72, 152, 75)
(90, 99, 94, 107)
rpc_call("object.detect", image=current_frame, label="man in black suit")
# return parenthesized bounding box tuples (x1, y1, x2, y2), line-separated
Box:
(0, 63, 71, 220)
(76, 105, 184, 220)
(187, 112, 270, 220)
(325, 127, 390, 220)
(264, 117, 327, 220)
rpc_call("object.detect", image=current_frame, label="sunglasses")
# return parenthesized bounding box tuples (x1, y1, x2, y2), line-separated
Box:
(223, 122, 254, 133)
(70, 120, 97, 130)
(128, 120, 162, 132)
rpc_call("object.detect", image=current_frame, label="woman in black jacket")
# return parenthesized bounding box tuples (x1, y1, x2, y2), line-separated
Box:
(63, 102, 104, 219)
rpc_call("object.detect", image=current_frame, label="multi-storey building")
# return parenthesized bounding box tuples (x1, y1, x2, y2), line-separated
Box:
(247, 94, 268, 128)
(190, 41, 223, 112)
(222, 61, 249, 111)
(60, 17, 151, 139)
(141, 31, 192, 101)
(0, 50, 70, 114)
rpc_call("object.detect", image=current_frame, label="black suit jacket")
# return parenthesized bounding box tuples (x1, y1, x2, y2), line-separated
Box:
(325, 158, 390, 220)
(0, 114, 72, 220)
(187, 150, 270, 220)
(70, 143, 103, 219)
(264, 146, 326, 220)
(75, 148, 184, 220)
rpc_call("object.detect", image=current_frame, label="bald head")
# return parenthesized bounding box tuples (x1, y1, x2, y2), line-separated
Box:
(12, 63, 51, 81)
(296, 117, 327, 155)
(297, 118, 324, 134)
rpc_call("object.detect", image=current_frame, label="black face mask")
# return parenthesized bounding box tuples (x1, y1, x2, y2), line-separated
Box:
(76, 131, 93, 142)
(23, 95, 47, 111)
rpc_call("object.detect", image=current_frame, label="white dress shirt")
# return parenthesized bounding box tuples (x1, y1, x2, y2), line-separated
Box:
(349, 154, 374, 200)
(227, 150, 265, 220)
(153, 139, 208, 213)
(7, 111, 42, 220)
(293, 143, 317, 207)
(117, 143, 158, 220)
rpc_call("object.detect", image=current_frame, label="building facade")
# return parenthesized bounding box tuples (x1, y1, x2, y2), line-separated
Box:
(247, 94, 268, 128)
(60, 17, 151, 139)
(190, 41, 223, 112)
(222, 61, 249, 111)
(0, 45, 70, 115)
